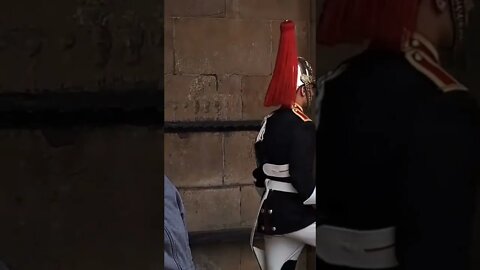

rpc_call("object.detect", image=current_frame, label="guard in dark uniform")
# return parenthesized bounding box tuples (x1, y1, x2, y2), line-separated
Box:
(315, 0, 479, 269)
(250, 20, 316, 270)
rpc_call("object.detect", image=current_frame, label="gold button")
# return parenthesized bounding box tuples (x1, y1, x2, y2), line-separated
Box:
(268, 209, 273, 214)
(272, 227, 277, 231)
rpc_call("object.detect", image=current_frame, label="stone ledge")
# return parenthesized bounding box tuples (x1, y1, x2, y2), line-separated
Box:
(189, 227, 258, 246)
(164, 120, 261, 133)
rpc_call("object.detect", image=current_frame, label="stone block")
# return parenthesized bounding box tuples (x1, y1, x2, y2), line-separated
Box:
(180, 187, 241, 231)
(241, 75, 273, 120)
(240, 243, 258, 270)
(164, 133, 223, 188)
(164, 18, 174, 75)
(234, 0, 311, 20)
(0, 127, 163, 270)
(218, 74, 243, 120)
(224, 132, 257, 185)
(192, 242, 306, 270)
(164, 74, 217, 121)
(165, 74, 243, 121)
(225, 0, 241, 18)
(192, 242, 242, 270)
(240, 185, 260, 227)
(165, 0, 226, 17)
(174, 18, 271, 75)
(0, 0, 162, 93)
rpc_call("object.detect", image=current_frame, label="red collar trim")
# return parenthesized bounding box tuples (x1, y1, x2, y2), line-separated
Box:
(404, 32, 440, 63)
(292, 103, 303, 112)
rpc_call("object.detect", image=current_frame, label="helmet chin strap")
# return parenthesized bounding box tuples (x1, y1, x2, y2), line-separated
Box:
(297, 57, 315, 113)
(297, 84, 314, 113)
(449, 0, 467, 68)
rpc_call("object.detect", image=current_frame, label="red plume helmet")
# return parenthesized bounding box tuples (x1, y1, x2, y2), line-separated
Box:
(318, 0, 420, 51)
(264, 20, 298, 108)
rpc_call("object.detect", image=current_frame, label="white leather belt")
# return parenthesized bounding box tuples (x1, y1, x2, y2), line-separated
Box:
(317, 225, 398, 269)
(263, 163, 290, 178)
(265, 179, 297, 193)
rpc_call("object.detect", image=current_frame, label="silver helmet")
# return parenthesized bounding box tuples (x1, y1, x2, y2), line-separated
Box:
(296, 57, 315, 90)
(296, 57, 316, 109)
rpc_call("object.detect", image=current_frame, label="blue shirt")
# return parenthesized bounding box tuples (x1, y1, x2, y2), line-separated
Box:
(164, 176, 195, 270)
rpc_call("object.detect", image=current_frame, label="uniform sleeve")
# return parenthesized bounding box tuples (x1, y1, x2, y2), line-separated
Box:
(289, 121, 316, 205)
(252, 167, 266, 196)
(396, 92, 480, 270)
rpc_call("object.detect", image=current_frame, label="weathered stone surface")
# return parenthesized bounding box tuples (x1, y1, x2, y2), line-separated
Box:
(0, 127, 162, 270)
(164, 74, 217, 121)
(241, 75, 273, 120)
(240, 185, 260, 227)
(180, 187, 241, 231)
(225, 0, 241, 18)
(192, 242, 242, 270)
(272, 20, 311, 69)
(240, 243, 258, 270)
(224, 132, 257, 185)
(233, 0, 311, 20)
(164, 133, 223, 188)
(218, 74, 243, 120)
(165, 0, 226, 17)
(0, 0, 161, 92)
(174, 18, 271, 75)
(164, 18, 175, 75)
(164, 74, 243, 121)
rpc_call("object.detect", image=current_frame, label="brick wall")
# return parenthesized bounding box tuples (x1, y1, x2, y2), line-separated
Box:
(164, 0, 314, 269)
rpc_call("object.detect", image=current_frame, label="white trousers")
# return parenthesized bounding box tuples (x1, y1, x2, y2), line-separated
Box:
(263, 222, 316, 270)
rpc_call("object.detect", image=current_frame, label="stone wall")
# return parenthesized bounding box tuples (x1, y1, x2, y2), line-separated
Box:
(0, 0, 162, 92)
(0, 128, 163, 270)
(164, 0, 313, 234)
(164, 0, 315, 269)
(0, 0, 162, 269)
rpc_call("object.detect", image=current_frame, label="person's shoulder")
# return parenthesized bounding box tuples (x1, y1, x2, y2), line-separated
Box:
(404, 49, 467, 94)
(291, 106, 312, 123)
(324, 49, 430, 96)
(164, 176, 179, 199)
(403, 45, 479, 117)
(401, 33, 467, 94)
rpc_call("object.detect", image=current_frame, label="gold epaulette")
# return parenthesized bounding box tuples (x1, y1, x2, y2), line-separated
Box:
(405, 50, 468, 93)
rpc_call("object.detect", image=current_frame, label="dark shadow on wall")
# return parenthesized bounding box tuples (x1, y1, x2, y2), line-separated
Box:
(0, 126, 163, 270)
(0, 0, 164, 269)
